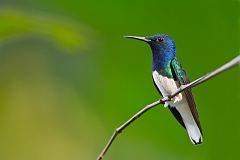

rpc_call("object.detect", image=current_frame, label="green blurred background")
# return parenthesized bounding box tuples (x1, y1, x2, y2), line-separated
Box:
(0, 0, 239, 160)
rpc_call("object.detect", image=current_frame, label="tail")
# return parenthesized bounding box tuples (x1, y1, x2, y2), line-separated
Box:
(169, 102, 203, 145)
(183, 114, 203, 144)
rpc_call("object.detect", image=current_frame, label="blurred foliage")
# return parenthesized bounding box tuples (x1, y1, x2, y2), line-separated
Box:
(0, 8, 87, 53)
(0, 1, 239, 160)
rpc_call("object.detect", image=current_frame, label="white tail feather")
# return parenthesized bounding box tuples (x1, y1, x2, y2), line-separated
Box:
(175, 102, 202, 144)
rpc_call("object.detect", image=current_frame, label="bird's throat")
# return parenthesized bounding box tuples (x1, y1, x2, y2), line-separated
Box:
(152, 51, 173, 71)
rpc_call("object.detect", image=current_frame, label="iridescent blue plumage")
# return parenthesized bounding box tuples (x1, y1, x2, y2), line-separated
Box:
(146, 34, 176, 71)
(125, 34, 203, 144)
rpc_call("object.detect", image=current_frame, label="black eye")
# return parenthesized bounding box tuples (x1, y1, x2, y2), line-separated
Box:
(157, 37, 164, 42)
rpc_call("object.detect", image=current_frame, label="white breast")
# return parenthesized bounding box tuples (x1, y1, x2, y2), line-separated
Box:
(152, 70, 182, 106)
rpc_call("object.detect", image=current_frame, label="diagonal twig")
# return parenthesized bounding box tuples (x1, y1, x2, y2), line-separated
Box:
(97, 55, 240, 160)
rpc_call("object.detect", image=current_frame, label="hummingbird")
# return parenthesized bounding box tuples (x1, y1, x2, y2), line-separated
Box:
(125, 34, 203, 144)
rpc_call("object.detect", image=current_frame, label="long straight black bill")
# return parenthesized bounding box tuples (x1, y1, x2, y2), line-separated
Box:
(124, 36, 151, 42)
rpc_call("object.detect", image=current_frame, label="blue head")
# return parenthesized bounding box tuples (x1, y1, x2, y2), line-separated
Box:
(125, 34, 176, 70)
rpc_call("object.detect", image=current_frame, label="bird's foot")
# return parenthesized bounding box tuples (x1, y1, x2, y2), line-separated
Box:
(164, 103, 168, 107)
(172, 93, 182, 103)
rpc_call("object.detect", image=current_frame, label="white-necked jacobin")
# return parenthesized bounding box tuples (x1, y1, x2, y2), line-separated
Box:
(125, 34, 203, 144)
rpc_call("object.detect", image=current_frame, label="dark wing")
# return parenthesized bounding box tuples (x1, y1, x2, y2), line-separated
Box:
(170, 58, 202, 134)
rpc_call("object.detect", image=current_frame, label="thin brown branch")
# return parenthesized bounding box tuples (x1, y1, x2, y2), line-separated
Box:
(97, 55, 240, 160)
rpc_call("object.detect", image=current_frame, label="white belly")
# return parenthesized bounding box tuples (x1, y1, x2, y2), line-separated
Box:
(152, 70, 182, 107)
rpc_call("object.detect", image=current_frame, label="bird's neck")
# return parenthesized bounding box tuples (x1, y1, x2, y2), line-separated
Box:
(151, 47, 175, 71)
